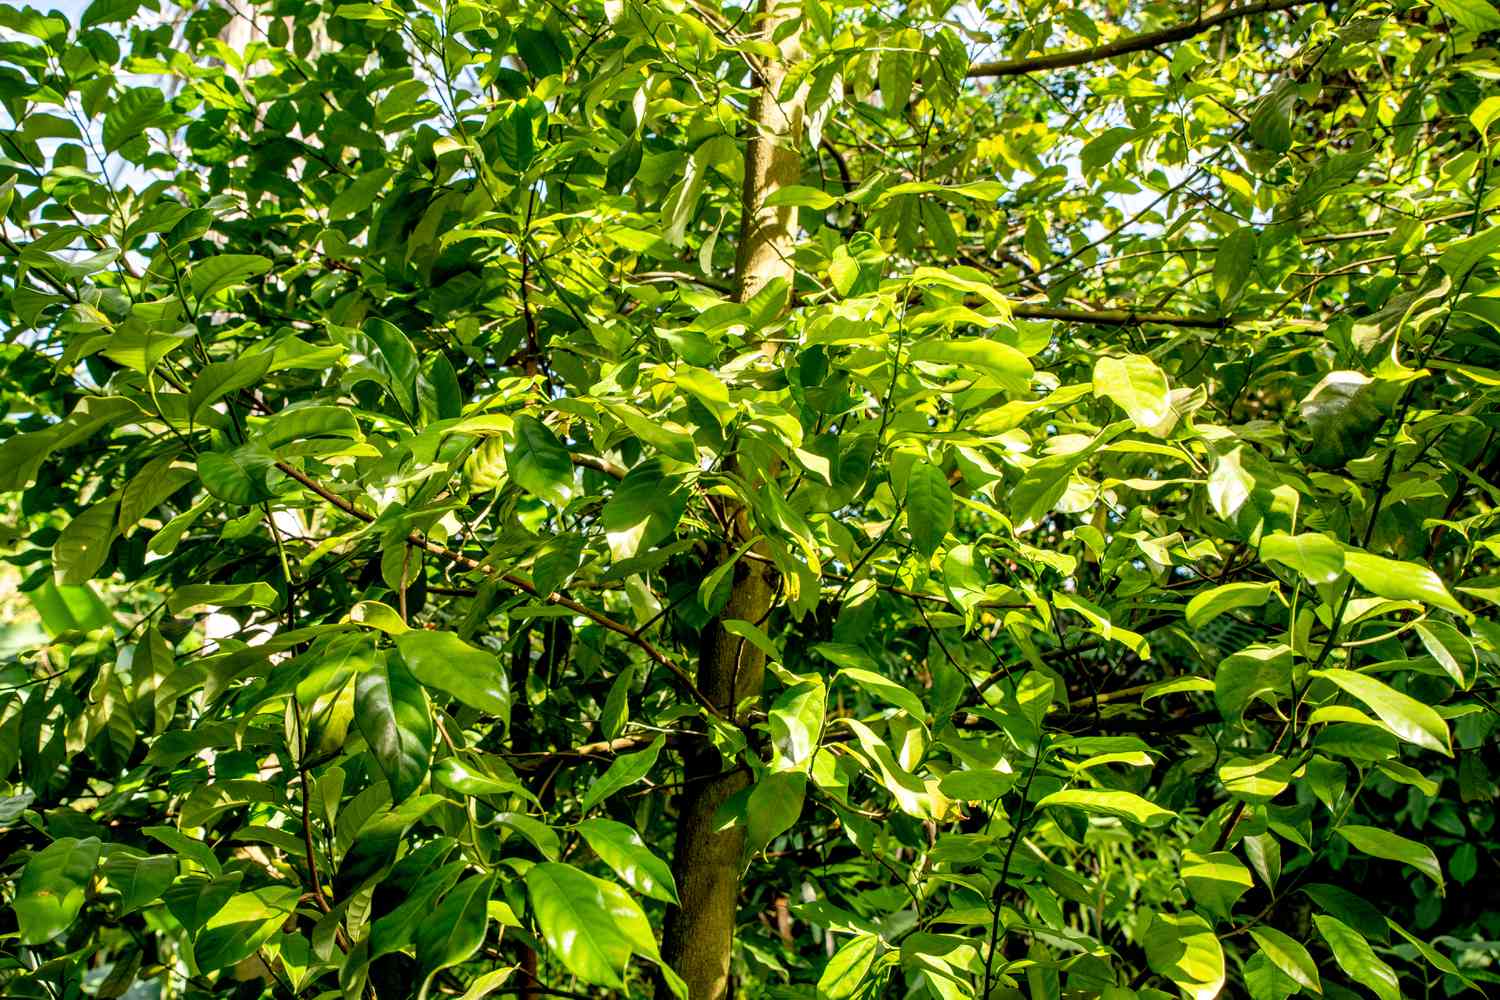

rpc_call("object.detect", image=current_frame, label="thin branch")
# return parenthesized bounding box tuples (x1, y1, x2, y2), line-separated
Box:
(966, 0, 1317, 78)
(1012, 303, 1325, 332)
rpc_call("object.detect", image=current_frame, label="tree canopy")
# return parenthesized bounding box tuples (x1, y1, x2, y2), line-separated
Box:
(1, 0, 1499, 998)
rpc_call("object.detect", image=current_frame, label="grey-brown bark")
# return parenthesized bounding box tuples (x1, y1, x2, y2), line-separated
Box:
(658, 3, 804, 997)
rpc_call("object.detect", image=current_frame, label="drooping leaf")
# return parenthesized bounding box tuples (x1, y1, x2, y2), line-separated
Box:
(905, 459, 954, 557)
(355, 651, 433, 803)
(1334, 824, 1444, 887)
(576, 818, 679, 904)
(523, 863, 660, 988)
(15, 838, 102, 944)
(415, 874, 495, 1000)
(579, 735, 664, 814)
(1036, 788, 1175, 827)
(395, 631, 511, 724)
(1313, 668, 1452, 756)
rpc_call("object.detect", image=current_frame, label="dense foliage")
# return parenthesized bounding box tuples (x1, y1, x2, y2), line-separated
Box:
(2, 0, 1499, 997)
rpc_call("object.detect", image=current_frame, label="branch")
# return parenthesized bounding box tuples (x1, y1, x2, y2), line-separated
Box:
(966, 0, 1316, 78)
(272, 461, 721, 718)
(1012, 303, 1325, 332)
(571, 452, 626, 479)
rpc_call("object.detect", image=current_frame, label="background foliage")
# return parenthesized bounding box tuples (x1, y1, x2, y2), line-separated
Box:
(2, 0, 1499, 998)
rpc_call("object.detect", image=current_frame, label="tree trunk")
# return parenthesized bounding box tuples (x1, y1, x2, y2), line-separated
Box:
(659, 5, 804, 998)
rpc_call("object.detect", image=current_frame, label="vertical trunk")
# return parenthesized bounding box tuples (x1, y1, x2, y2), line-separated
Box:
(659, 5, 804, 998)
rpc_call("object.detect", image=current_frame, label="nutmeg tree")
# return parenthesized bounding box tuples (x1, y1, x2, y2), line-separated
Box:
(2, 0, 1498, 998)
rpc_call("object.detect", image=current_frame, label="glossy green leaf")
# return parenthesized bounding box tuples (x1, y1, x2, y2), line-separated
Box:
(395, 630, 511, 724)
(1185, 581, 1276, 629)
(1334, 824, 1444, 887)
(1248, 925, 1321, 994)
(53, 498, 118, 585)
(355, 651, 433, 803)
(1314, 915, 1398, 1000)
(908, 337, 1033, 393)
(1312, 668, 1452, 756)
(579, 735, 664, 814)
(1036, 788, 1175, 826)
(906, 459, 954, 557)
(576, 818, 679, 904)
(1142, 911, 1224, 1000)
(524, 862, 659, 988)
(416, 874, 495, 1000)
(1094, 354, 1172, 433)
(189, 254, 272, 302)
(1259, 532, 1344, 585)
(102, 852, 178, 915)
(15, 838, 102, 944)
(1342, 549, 1470, 619)
(507, 415, 575, 506)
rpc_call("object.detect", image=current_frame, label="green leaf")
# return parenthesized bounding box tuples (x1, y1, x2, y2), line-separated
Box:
(1438, 225, 1500, 278)
(601, 458, 692, 560)
(1298, 371, 1386, 468)
(1248, 925, 1322, 994)
(579, 735, 663, 814)
(1334, 824, 1444, 887)
(507, 415, 575, 506)
(1342, 549, 1470, 620)
(1214, 227, 1258, 305)
(330, 167, 395, 220)
(102, 852, 178, 915)
(1312, 668, 1452, 755)
(80, 0, 141, 28)
(168, 582, 280, 615)
(15, 838, 102, 944)
(369, 860, 466, 959)
(395, 631, 511, 724)
(495, 103, 536, 172)
(27, 580, 112, 636)
(1182, 850, 1253, 918)
(189, 254, 272, 302)
(416, 874, 495, 1000)
(524, 862, 660, 988)
(1185, 582, 1276, 628)
(361, 318, 420, 420)
(698, 536, 760, 616)
(1036, 788, 1175, 826)
(905, 459, 954, 557)
(818, 933, 880, 999)
(1414, 621, 1473, 686)
(576, 818, 678, 904)
(1314, 915, 1399, 1000)
(118, 455, 197, 535)
(355, 651, 433, 803)
(599, 665, 633, 740)
(102, 88, 167, 152)
(1259, 532, 1344, 585)
(1249, 80, 1296, 153)
(433, 756, 536, 803)
(1080, 126, 1135, 175)
(494, 812, 560, 860)
(189, 352, 275, 419)
(878, 43, 914, 113)
(1142, 911, 1225, 1000)
(769, 679, 825, 774)
(53, 498, 119, 585)
(743, 771, 808, 860)
(198, 443, 278, 505)
(1093, 354, 1172, 434)
(762, 185, 839, 210)
(908, 337, 1033, 393)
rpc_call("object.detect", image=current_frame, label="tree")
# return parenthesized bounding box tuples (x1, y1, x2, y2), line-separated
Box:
(1, 0, 1498, 997)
